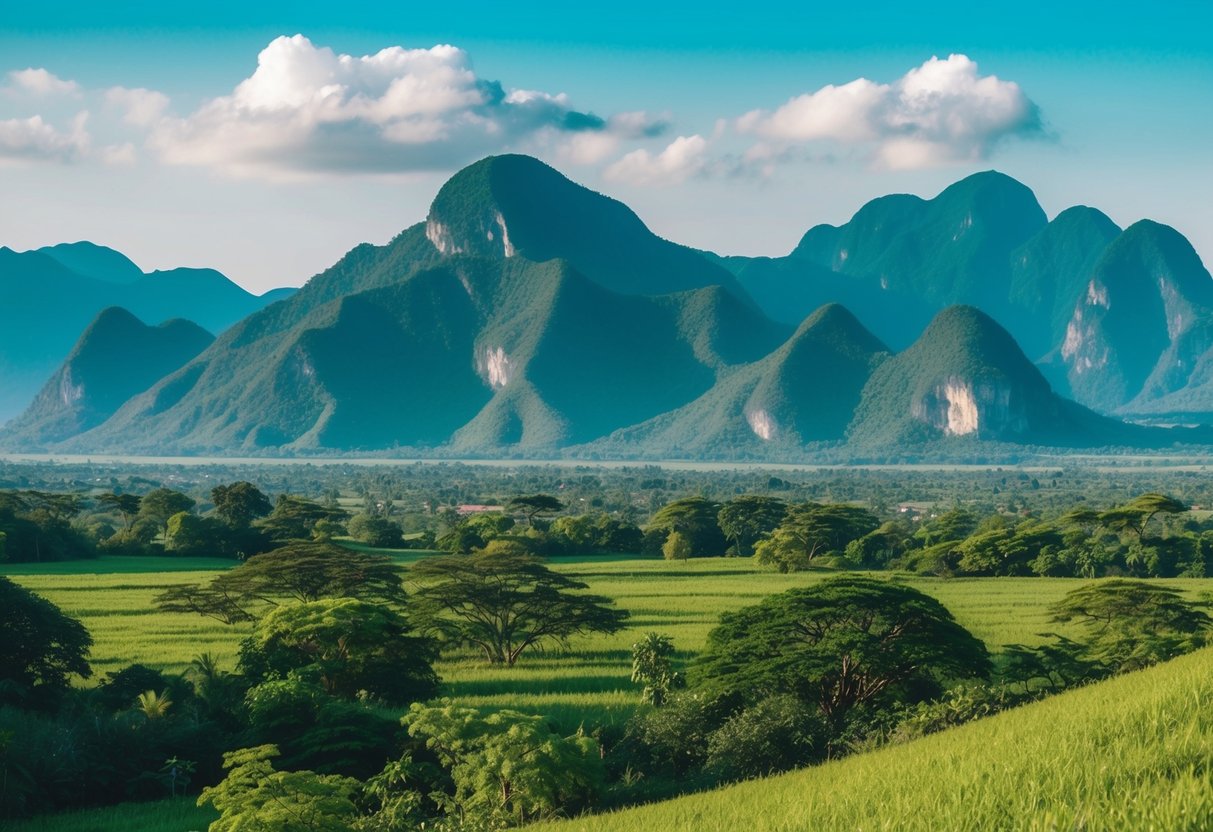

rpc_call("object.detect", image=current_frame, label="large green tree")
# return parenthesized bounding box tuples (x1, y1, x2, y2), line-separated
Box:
(717, 496, 787, 557)
(0, 576, 92, 699)
(404, 701, 603, 826)
(755, 503, 879, 572)
(647, 497, 726, 558)
(505, 494, 565, 528)
(692, 576, 990, 723)
(198, 745, 360, 832)
(211, 482, 273, 529)
(1047, 579, 1210, 674)
(239, 598, 439, 705)
(411, 551, 628, 665)
(154, 543, 407, 624)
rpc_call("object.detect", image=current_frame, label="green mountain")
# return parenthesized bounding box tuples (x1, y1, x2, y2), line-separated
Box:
(720, 171, 1049, 350)
(0, 244, 295, 423)
(847, 306, 1160, 448)
(585, 304, 888, 458)
(0, 308, 213, 448)
(426, 154, 750, 300)
(14, 156, 1211, 458)
(64, 255, 785, 454)
(1059, 221, 1213, 414)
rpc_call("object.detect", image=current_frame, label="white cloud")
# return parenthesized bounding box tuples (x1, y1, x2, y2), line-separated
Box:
(5, 68, 80, 96)
(106, 86, 170, 127)
(738, 54, 1041, 169)
(604, 135, 710, 185)
(0, 112, 90, 164)
(147, 34, 652, 179)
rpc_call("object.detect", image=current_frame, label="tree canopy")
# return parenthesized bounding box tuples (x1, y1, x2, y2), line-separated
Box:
(1047, 579, 1210, 674)
(692, 576, 990, 722)
(411, 551, 629, 665)
(0, 576, 93, 699)
(154, 543, 407, 624)
(717, 496, 787, 557)
(211, 482, 273, 529)
(239, 598, 439, 705)
(755, 503, 879, 572)
(647, 497, 726, 557)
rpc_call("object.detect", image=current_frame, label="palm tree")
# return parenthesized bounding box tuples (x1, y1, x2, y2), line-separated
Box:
(136, 689, 172, 719)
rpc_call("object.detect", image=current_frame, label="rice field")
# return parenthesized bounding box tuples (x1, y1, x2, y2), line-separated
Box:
(8, 554, 1212, 730)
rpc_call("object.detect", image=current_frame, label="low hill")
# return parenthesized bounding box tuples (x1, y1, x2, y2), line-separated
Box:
(539, 647, 1213, 832)
(0, 307, 213, 448)
(847, 306, 1159, 448)
(585, 304, 888, 458)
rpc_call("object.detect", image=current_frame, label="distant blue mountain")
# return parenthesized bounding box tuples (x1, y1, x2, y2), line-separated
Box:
(0, 243, 295, 422)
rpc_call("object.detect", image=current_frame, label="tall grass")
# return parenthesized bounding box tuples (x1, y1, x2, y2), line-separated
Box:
(5, 799, 216, 832)
(538, 646, 1213, 832)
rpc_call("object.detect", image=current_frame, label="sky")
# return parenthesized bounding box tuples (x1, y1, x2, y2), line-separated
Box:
(1, 0, 1210, 293)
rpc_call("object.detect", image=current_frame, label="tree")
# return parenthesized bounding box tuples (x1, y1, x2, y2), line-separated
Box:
(662, 530, 691, 561)
(506, 494, 565, 528)
(1047, 579, 1210, 674)
(1099, 493, 1188, 542)
(412, 551, 629, 665)
(258, 495, 349, 543)
(647, 497, 726, 557)
(211, 482, 273, 529)
(717, 496, 787, 556)
(631, 632, 682, 706)
(138, 488, 196, 537)
(198, 745, 360, 832)
(692, 576, 990, 724)
(96, 492, 141, 533)
(0, 576, 92, 699)
(755, 503, 878, 572)
(346, 513, 404, 548)
(239, 598, 439, 705)
(166, 511, 228, 556)
(404, 701, 603, 826)
(154, 543, 407, 624)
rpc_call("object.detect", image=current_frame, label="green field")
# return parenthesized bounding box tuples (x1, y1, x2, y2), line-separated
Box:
(539, 645, 1213, 832)
(8, 554, 1211, 729)
(8, 554, 1213, 832)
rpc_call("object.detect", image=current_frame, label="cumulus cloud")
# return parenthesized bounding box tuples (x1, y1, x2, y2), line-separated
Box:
(0, 112, 90, 164)
(738, 54, 1041, 169)
(147, 34, 659, 179)
(5, 68, 80, 96)
(604, 135, 710, 185)
(106, 86, 170, 127)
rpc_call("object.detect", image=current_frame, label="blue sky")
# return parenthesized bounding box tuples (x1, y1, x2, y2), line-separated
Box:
(1, 1, 1210, 292)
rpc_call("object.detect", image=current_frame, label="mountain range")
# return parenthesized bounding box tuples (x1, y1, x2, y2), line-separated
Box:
(0, 242, 294, 422)
(3, 154, 1212, 458)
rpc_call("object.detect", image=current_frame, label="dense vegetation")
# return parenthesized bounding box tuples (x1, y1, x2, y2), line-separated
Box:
(5, 460, 1213, 830)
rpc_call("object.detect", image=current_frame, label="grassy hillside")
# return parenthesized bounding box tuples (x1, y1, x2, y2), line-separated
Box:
(540, 646, 1213, 832)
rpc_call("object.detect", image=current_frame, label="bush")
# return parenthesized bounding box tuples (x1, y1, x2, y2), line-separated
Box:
(705, 694, 828, 780)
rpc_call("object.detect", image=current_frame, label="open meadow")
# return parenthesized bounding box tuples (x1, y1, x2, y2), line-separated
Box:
(7, 552, 1213, 732)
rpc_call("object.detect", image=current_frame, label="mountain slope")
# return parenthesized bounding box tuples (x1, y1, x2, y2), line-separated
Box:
(64, 252, 782, 454)
(425, 154, 750, 300)
(847, 306, 1161, 448)
(585, 304, 888, 457)
(0, 308, 213, 448)
(1057, 220, 1213, 415)
(725, 171, 1049, 350)
(0, 244, 295, 422)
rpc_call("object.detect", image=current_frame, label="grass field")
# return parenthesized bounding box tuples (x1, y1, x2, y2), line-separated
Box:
(8, 553, 1212, 730)
(539, 645, 1213, 832)
(7, 554, 1213, 831)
